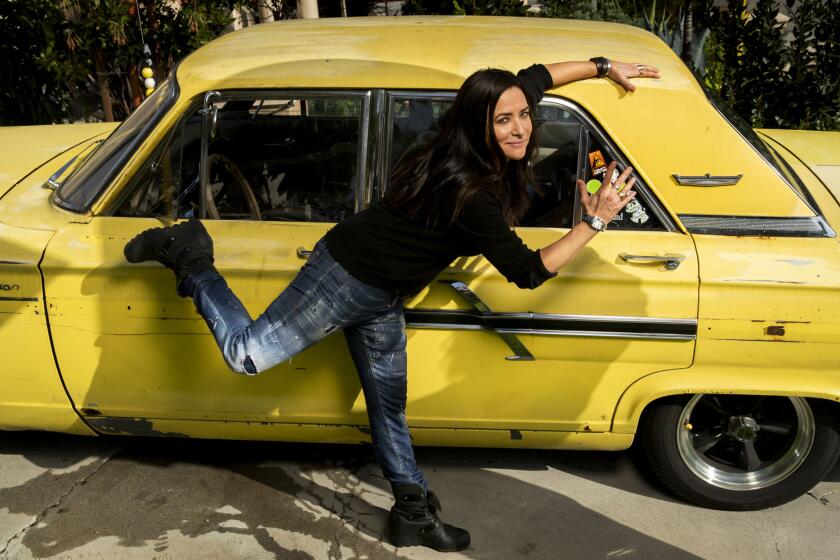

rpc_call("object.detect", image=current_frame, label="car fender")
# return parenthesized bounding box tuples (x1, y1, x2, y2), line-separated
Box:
(611, 363, 840, 435)
(0, 222, 94, 435)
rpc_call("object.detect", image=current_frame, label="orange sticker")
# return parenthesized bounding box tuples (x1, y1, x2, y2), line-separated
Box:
(589, 150, 607, 175)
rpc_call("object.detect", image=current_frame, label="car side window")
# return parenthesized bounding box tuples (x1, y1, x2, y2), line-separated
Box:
(581, 129, 663, 231)
(385, 95, 665, 231)
(117, 93, 364, 223)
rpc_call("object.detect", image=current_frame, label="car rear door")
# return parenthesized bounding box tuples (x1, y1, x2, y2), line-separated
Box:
(386, 93, 699, 433)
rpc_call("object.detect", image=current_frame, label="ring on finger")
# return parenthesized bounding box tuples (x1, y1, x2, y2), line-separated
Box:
(636, 64, 645, 75)
(619, 191, 627, 198)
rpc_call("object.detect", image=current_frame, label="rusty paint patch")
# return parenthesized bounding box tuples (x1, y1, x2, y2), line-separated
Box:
(86, 417, 190, 438)
(766, 325, 786, 336)
(710, 338, 802, 343)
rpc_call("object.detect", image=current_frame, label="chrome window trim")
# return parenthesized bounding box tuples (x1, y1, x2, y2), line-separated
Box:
(367, 89, 386, 209)
(678, 215, 835, 238)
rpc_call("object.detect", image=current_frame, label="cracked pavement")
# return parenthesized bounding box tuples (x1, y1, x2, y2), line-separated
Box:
(1, 431, 838, 560)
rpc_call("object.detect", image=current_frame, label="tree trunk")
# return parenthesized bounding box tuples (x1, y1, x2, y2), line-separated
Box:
(298, 0, 319, 18)
(128, 63, 143, 110)
(94, 51, 115, 122)
(258, 3, 274, 22)
(683, 4, 694, 62)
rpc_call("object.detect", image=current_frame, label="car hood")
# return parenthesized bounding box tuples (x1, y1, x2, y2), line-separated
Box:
(757, 129, 840, 203)
(0, 123, 119, 200)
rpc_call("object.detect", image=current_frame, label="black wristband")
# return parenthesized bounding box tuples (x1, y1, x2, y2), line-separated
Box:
(589, 56, 611, 78)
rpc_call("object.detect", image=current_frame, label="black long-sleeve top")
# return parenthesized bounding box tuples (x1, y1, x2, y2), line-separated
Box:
(324, 64, 556, 296)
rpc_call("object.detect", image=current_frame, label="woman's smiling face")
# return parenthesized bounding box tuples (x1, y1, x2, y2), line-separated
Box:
(492, 86, 532, 161)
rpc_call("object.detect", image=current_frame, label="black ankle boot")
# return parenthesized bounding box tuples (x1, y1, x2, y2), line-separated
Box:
(124, 217, 215, 295)
(388, 484, 470, 552)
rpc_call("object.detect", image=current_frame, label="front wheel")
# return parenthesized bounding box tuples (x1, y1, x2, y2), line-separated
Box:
(640, 395, 839, 510)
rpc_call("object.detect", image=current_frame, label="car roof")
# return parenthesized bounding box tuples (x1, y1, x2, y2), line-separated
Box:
(176, 16, 696, 95)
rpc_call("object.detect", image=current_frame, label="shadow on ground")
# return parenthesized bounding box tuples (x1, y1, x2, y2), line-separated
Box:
(5, 430, 815, 559)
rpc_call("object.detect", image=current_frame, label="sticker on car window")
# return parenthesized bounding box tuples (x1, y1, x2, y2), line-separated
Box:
(586, 179, 602, 194)
(625, 199, 650, 224)
(589, 150, 607, 176)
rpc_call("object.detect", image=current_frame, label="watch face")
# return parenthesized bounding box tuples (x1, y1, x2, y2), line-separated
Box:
(584, 215, 606, 231)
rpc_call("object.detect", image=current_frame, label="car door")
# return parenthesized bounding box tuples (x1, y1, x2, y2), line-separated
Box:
(385, 93, 700, 433)
(42, 90, 379, 431)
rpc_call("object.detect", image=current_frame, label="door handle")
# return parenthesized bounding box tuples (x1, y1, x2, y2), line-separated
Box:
(619, 253, 685, 270)
(296, 247, 312, 259)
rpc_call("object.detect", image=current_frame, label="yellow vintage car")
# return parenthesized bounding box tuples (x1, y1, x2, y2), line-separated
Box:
(1, 16, 838, 511)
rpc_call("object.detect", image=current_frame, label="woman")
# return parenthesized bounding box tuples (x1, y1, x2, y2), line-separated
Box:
(124, 57, 659, 552)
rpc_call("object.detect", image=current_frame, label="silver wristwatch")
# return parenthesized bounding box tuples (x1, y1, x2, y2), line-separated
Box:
(582, 214, 608, 232)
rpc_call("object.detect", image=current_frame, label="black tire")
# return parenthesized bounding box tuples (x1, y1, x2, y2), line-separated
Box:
(640, 395, 840, 510)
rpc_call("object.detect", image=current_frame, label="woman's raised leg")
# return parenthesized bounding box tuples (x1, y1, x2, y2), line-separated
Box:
(125, 219, 396, 375)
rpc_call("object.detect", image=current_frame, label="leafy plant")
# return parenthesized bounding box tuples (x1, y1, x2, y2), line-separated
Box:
(711, 0, 839, 130)
(541, 0, 640, 25)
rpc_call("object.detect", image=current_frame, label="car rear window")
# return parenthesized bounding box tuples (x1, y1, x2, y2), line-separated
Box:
(702, 84, 820, 214)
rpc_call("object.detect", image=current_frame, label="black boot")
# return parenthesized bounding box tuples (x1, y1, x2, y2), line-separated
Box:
(388, 484, 470, 552)
(124, 217, 215, 296)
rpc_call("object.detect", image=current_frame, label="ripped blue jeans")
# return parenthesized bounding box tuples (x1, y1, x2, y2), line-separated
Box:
(182, 240, 426, 490)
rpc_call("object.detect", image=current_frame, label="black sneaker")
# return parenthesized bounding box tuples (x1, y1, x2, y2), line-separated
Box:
(388, 484, 470, 552)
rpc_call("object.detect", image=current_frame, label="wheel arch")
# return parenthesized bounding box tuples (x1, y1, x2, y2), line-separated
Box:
(612, 366, 840, 435)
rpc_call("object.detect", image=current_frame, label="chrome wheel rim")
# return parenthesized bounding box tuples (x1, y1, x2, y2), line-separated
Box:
(677, 394, 815, 491)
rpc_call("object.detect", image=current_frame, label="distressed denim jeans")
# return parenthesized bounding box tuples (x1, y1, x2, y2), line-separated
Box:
(183, 240, 427, 489)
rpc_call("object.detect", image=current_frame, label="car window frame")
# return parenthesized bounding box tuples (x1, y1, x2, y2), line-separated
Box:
(54, 71, 180, 213)
(381, 91, 679, 233)
(105, 88, 373, 221)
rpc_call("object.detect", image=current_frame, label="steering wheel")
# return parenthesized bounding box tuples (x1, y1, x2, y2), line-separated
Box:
(203, 153, 262, 221)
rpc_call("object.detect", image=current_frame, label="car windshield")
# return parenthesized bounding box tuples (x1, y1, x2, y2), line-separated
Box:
(55, 78, 177, 212)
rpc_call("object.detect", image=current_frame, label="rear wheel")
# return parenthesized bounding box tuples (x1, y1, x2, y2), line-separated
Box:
(641, 395, 839, 510)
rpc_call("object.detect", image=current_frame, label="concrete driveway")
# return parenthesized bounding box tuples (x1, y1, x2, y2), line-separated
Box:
(1, 431, 838, 559)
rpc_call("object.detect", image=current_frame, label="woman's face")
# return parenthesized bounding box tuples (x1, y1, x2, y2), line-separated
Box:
(492, 86, 532, 161)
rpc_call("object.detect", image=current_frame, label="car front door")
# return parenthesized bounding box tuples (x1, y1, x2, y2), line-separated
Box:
(42, 90, 379, 433)
(385, 93, 700, 433)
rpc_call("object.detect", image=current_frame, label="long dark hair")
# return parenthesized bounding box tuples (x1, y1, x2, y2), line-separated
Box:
(383, 68, 537, 228)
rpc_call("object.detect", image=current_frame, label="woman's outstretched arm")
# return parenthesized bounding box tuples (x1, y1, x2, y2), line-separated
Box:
(543, 60, 660, 92)
(539, 162, 637, 273)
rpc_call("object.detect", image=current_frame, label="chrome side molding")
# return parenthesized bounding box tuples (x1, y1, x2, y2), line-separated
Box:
(672, 173, 743, 187)
(446, 281, 535, 361)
